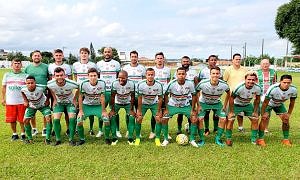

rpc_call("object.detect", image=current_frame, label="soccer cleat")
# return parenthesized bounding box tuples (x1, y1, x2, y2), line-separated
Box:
(11, 134, 19, 141)
(96, 131, 104, 138)
(168, 134, 172, 140)
(176, 130, 183, 135)
(69, 140, 76, 146)
(149, 132, 156, 139)
(190, 140, 199, 148)
(89, 130, 95, 136)
(32, 129, 38, 136)
(281, 139, 292, 147)
(155, 138, 161, 146)
(215, 139, 225, 147)
(256, 139, 266, 147)
(197, 140, 205, 147)
(134, 138, 141, 146)
(116, 131, 122, 138)
(77, 140, 85, 146)
(238, 127, 245, 133)
(127, 138, 134, 145)
(161, 140, 169, 147)
(111, 138, 118, 146)
(65, 129, 70, 136)
(53, 140, 61, 146)
(42, 128, 47, 137)
(24, 139, 33, 144)
(44, 139, 51, 145)
(226, 139, 233, 146)
(105, 139, 111, 145)
(251, 140, 257, 145)
(204, 129, 210, 136)
(21, 134, 26, 141)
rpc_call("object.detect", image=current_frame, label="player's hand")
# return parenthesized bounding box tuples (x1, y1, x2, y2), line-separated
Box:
(72, 99, 78, 108)
(197, 106, 202, 114)
(102, 111, 108, 118)
(227, 112, 235, 120)
(52, 100, 57, 108)
(163, 109, 169, 117)
(130, 110, 136, 117)
(136, 110, 142, 118)
(24, 101, 29, 108)
(252, 112, 259, 119)
(262, 112, 269, 120)
(1, 99, 6, 106)
(44, 99, 50, 107)
(156, 111, 162, 118)
(109, 110, 115, 117)
(78, 110, 84, 118)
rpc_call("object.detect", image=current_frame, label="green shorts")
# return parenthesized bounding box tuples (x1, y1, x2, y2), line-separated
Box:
(83, 104, 102, 119)
(234, 104, 253, 117)
(167, 105, 191, 118)
(198, 102, 226, 118)
(142, 104, 158, 116)
(265, 104, 287, 115)
(53, 103, 76, 114)
(24, 106, 51, 119)
(115, 104, 131, 115)
(105, 91, 111, 107)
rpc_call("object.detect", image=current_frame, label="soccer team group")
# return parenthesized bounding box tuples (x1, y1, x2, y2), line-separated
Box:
(2, 47, 297, 147)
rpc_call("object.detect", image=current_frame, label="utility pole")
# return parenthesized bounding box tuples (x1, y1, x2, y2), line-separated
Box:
(243, 42, 247, 67)
(285, 41, 289, 68)
(230, 45, 233, 60)
(261, 39, 264, 57)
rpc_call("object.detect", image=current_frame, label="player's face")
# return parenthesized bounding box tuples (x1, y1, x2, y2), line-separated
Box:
(146, 70, 155, 82)
(88, 72, 98, 84)
(210, 69, 220, 81)
(54, 71, 65, 83)
(26, 79, 36, 91)
(104, 48, 112, 60)
(245, 75, 256, 89)
(155, 55, 164, 66)
(208, 57, 217, 67)
(54, 52, 64, 63)
(181, 58, 190, 69)
(232, 55, 241, 66)
(11, 61, 22, 72)
(176, 70, 186, 81)
(280, 78, 292, 90)
(31, 52, 42, 63)
(118, 73, 127, 86)
(80, 51, 89, 61)
(261, 60, 270, 71)
(130, 53, 138, 65)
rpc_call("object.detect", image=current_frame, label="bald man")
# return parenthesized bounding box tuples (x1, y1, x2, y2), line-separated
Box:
(256, 59, 277, 133)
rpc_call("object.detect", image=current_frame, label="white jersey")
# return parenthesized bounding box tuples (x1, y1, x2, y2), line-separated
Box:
(21, 84, 47, 109)
(97, 59, 121, 92)
(153, 66, 171, 93)
(173, 67, 198, 81)
(196, 79, 229, 104)
(265, 83, 297, 107)
(47, 79, 78, 104)
(111, 80, 135, 104)
(232, 82, 262, 106)
(137, 80, 163, 105)
(48, 63, 72, 78)
(166, 79, 196, 107)
(199, 66, 223, 80)
(122, 64, 146, 85)
(73, 61, 97, 84)
(80, 79, 106, 105)
(2, 72, 27, 105)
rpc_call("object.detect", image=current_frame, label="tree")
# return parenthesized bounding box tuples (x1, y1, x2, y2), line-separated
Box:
(67, 53, 78, 65)
(41, 51, 54, 64)
(90, 42, 96, 62)
(7, 51, 29, 61)
(275, 0, 300, 54)
(97, 47, 120, 63)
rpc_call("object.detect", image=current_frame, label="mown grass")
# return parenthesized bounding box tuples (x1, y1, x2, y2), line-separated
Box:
(0, 69, 299, 179)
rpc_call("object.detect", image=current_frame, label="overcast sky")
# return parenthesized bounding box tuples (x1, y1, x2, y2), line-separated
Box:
(0, 0, 290, 59)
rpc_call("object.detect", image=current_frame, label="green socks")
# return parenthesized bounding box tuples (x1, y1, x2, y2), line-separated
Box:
(25, 124, 33, 140)
(258, 130, 264, 139)
(104, 124, 110, 139)
(77, 125, 84, 140)
(53, 119, 61, 141)
(89, 115, 94, 131)
(155, 123, 162, 139)
(251, 129, 258, 142)
(216, 127, 224, 140)
(226, 129, 232, 140)
(283, 130, 289, 139)
(69, 117, 76, 141)
(128, 115, 135, 139)
(162, 124, 169, 141)
(110, 116, 117, 139)
(135, 123, 141, 139)
(189, 124, 198, 141)
(46, 122, 52, 140)
(198, 128, 204, 141)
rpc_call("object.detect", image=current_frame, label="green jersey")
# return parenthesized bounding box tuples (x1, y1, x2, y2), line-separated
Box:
(24, 63, 49, 85)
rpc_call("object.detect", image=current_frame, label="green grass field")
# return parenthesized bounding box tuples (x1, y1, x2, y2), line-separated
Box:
(0, 69, 300, 179)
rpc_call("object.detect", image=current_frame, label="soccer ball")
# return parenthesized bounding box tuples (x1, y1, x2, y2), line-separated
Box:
(176, 134, 189, 145)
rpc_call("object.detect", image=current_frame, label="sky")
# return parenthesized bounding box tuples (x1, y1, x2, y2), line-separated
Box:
(0, 0, 291, 59)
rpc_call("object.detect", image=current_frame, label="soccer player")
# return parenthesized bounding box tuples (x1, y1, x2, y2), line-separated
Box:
(136, 68, 163, 146)
(73, 47, 98, 136)
(47, 67, 78, 146)
(77, 68, 110, 145)
(173, 56, 198, 135)
(223, 53, 248, 132)
(21, 76, 52, 144)
(48, 48, 72, 136)
(97, 47, 121, 137)
(257, 75, 297, 147)
(256, 59, 277, 133)
(227, 72, 262, 146)
(109, 70, 135, 145)
(153, 52, 171, 140)
(162, 67, 197, 146)
(122, 50, 146, 137)
(198, 55, 222, 136)
(191, 66, 230, 147)
(2, 58, 27, 141)
(25, 50, 50, 136)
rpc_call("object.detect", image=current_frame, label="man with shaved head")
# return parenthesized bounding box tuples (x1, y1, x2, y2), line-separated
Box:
(256, 59, 277, 133)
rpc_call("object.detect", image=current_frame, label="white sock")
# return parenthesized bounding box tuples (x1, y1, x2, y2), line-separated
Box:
(238, 126, 244, 130)
(21, 132, 25, 135)
(12, 133, 18, 135)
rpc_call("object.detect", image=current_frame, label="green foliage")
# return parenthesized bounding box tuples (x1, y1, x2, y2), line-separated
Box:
(243, 54, 280, 66)
(97, 47, 120, 63)
(67, 53, 78, 65)
(275, 0, 300, 54)
(41, 51, 54, 64)
(90, 42, 96, 63)
(6, 52, 29, 61)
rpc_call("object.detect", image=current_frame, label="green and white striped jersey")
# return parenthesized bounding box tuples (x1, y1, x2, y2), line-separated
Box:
(232, 82, 262, 106)
(265, 83, 297, 107)
(111, 79, 135, 104)
(21, 84, 47, 109)
(137, 80, 163, 105)
(196, 79, 229, 104)
(80, 79, 106, 105)
(47, 79, 78, 104)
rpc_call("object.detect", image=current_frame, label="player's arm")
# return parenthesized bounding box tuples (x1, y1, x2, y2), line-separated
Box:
(45, 87, 51, 106)
(163, 93, 169, 116)
(1, 85, 6, 106)
(191, 93, 197, 114)
(157, 95, 163, 117)
(194, 76, 199, 87)
(109, 91, 116, 116)
(72, 89, 78, 108)
(287, 97, 296, 115)
(21, 92, 29, 108)
(48, 88, 57, 107)
(253, 94, 260, 114)
(78, 92, 84, 118)
(137, 95, 143, 116)
(223, 90, 231, 111)
(228, 94, 235, 119)
(129, 91, 135, 116)
(261, 98, 270, 118)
